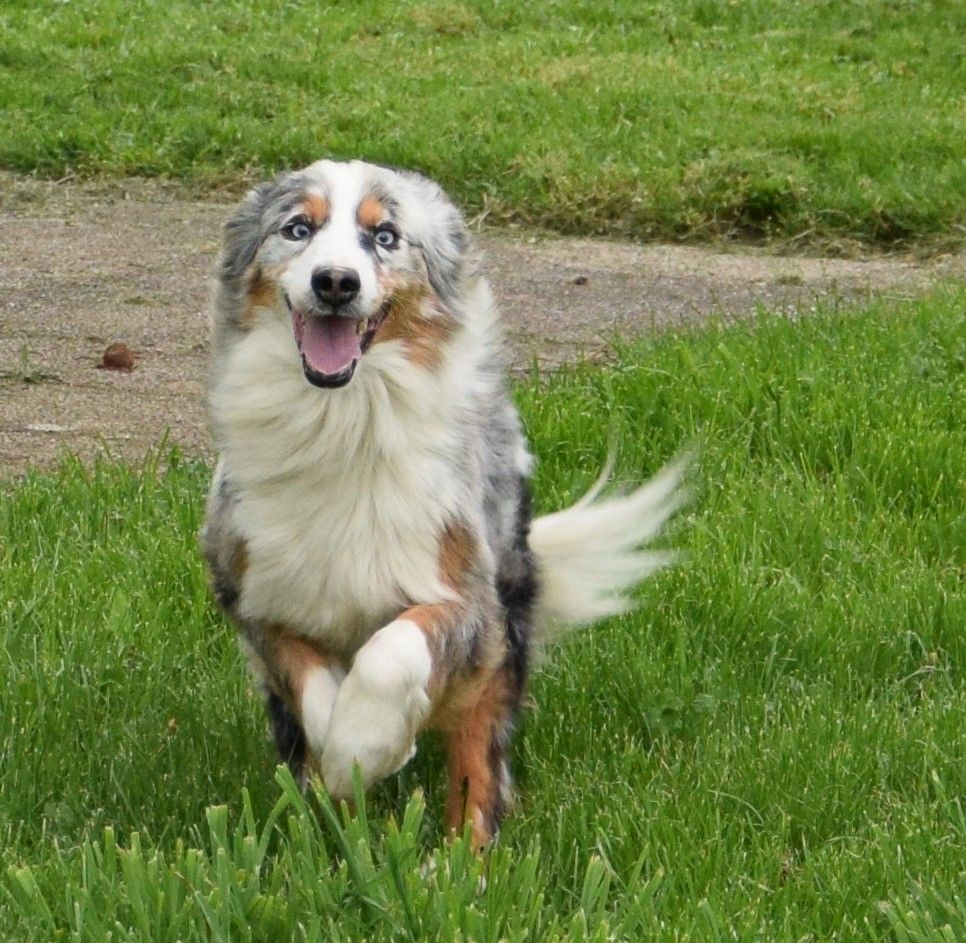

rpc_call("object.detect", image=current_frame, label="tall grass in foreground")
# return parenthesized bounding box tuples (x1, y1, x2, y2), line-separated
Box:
(1, 0, 963, 246)
(1, 289, 963, 940)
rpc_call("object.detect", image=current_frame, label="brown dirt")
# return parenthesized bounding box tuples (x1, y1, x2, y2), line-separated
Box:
(1, 174, 961, 478)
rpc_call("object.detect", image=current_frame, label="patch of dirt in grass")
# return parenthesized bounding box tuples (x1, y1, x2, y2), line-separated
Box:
(1, 174, 961, 478)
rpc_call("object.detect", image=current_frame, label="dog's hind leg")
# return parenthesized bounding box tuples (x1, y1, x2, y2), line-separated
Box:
(444, 664, 519, 850)
(443, 475, 536, 848)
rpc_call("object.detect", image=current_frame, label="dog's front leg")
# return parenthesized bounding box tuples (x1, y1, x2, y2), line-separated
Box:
(319, 606, 458, 799)
(244, 629, 345, 785)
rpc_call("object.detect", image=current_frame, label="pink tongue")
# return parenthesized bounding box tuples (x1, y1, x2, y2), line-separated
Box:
(298, 315, 362, 375)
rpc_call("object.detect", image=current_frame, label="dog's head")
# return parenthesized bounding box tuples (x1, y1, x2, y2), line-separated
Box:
(217, 160, 471, 388)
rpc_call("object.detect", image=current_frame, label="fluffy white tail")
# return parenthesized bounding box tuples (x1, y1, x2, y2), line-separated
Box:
(529, 457, 688, 639)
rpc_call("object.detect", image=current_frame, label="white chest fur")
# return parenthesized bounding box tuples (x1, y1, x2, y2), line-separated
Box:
(210, 317, 467, 654)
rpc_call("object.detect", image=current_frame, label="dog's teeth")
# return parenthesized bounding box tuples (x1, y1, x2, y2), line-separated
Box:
(356, 320, 366, 336)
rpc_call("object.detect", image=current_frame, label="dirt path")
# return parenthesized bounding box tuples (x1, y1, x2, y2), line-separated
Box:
(1, 175, 961, 477)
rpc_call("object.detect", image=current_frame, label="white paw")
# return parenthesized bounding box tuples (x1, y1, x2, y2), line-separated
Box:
(319, 620, 431, 799)
(300, 664, 345, 757)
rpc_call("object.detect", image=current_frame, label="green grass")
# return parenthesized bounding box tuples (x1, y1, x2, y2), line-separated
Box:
(2, 289, 964, 940)
(1, 0, 963, 246)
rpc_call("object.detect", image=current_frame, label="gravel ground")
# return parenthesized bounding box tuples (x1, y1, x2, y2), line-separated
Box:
(1, 174, 961, 478)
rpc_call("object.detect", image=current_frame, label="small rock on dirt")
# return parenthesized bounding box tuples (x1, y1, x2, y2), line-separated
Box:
(97, 342, 137, 372)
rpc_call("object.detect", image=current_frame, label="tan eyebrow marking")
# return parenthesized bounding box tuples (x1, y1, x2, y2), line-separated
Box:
(302, 194, 330, 225)
(356, 195, 388, 229)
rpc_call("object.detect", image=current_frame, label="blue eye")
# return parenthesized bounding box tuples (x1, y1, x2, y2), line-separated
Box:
(282, 219, 312, 241)
(374, 226, 399, 249)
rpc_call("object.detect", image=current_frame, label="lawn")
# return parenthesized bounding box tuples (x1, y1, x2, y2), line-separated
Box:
(1, 0, 963, 247)
(1, 289, 963, 941)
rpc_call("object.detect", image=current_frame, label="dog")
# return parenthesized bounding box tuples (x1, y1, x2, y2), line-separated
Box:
(201, 159, 684, 848)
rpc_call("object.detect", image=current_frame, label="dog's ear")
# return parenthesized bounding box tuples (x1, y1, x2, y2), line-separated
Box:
(220, 183, 275, 284)
(398, 173, 471, 307)
(419, 201, 469, 307)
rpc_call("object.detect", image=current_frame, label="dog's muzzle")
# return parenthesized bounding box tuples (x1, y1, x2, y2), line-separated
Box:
(289, 299, 391, 389)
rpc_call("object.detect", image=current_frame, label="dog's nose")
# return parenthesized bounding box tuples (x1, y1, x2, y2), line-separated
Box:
(311, 267, 361, 309)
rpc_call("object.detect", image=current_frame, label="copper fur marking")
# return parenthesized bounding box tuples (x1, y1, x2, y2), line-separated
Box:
(356, 194, 388, 229)
(242, 268, 280, 329)
(402, 520, 488, 701)
(397, 520, 477, 644)
(228, 537, 248, 585)
(438, 520, 477, 591)
(399, 603, 464, 700)
(303, 194, 330, 226)
(263, 628, 330, 711)
(445, 670, 512, 849)
(372, 283, 458, 370)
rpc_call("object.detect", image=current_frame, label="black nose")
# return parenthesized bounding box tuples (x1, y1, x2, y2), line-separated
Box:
(311, 267, 361, 309)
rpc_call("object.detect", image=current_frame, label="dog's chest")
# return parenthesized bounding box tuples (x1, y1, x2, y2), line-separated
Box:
(232, 446, 458, 653)
(211, 322, 469, 654)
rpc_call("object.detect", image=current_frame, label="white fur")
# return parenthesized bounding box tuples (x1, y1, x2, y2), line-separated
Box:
(211, 318, 462, 651)
(300, 663, 345, 756)
(279, 163, 381, 315)
(319, 618, 432, 797)
(529, 458, 688, 637)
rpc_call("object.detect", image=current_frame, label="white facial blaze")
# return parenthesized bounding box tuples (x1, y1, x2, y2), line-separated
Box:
(279, 162, 382, 317)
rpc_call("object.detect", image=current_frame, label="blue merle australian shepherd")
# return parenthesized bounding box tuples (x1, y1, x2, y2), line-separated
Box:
(202, 159, 684, 848)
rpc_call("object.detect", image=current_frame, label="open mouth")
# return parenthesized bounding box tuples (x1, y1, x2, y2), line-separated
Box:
(289, 304, 389, 388)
